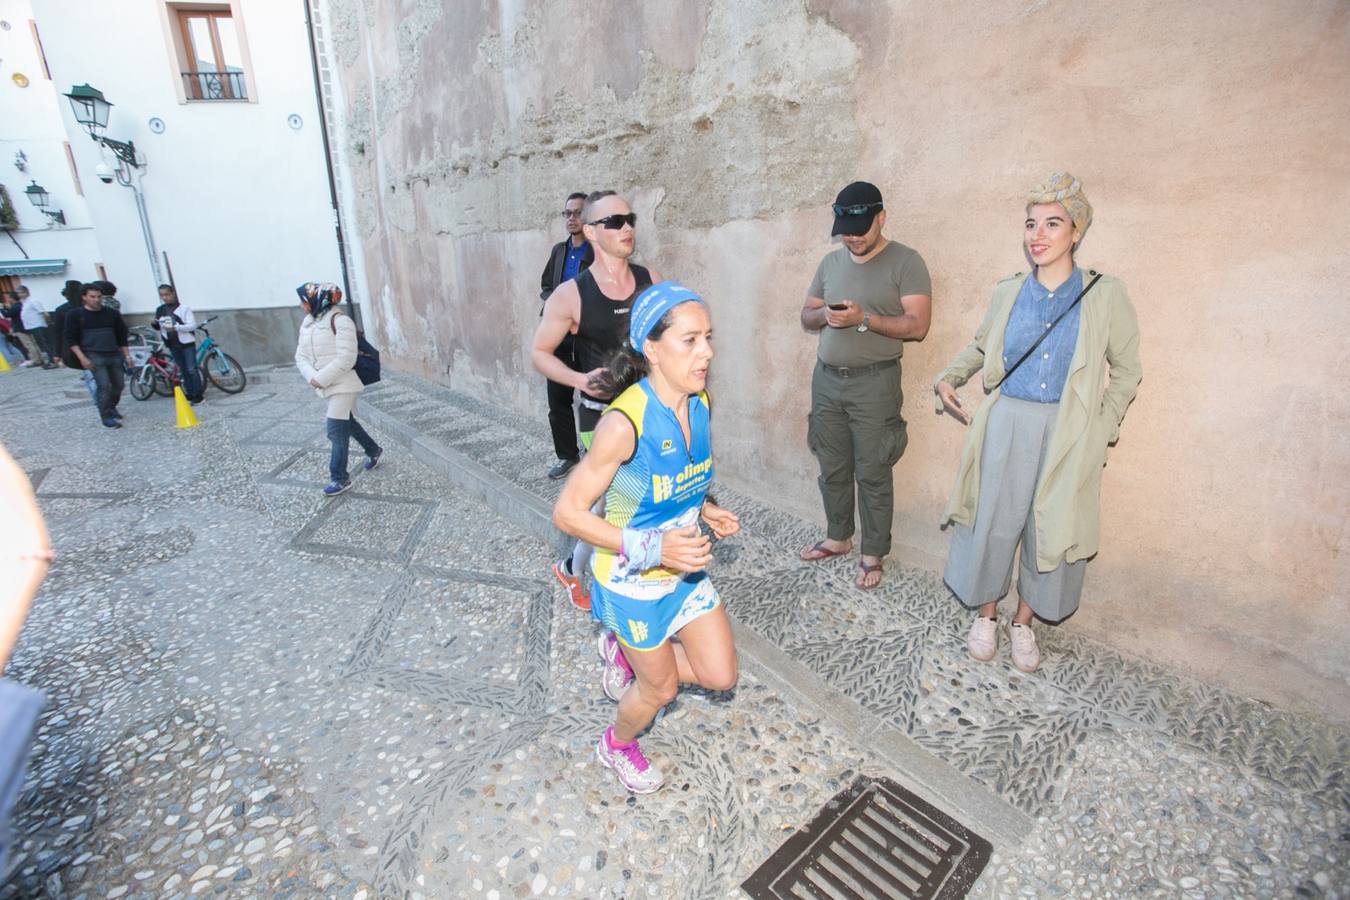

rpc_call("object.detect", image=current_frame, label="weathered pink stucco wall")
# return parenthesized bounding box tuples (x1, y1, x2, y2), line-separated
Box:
(327, 0, 1350, 722)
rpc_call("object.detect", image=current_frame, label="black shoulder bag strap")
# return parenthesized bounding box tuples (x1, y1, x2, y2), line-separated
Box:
(989, 272, 1102, 391)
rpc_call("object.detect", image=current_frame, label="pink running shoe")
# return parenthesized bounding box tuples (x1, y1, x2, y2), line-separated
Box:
(597, 632, 634, 702)
(596, 727, 663, 793)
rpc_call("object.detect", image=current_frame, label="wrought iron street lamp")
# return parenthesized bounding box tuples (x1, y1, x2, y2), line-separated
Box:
(23, 180, 65, 225)
(61, 83, 161, 279)
(63, 83, 142, 170)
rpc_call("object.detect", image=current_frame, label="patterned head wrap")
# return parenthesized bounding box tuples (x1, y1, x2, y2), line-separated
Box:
(1026, 172, 1092, 237)
(629, 281, 704, 349)
(296, 282, 342, 319)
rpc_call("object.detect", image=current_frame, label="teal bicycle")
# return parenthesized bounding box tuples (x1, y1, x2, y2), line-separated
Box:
(194, 316, 246, 393)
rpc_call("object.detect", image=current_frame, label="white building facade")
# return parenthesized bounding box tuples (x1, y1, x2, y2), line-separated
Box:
(0, 0, 362, 364)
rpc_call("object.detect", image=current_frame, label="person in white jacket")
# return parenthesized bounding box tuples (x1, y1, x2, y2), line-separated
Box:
(293, 282, 383, 495)
(153, 284, 204, 404)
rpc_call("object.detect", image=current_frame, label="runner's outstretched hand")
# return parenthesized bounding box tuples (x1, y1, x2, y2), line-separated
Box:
(660, 525, 712, 573)
(700, 502, 740, 539)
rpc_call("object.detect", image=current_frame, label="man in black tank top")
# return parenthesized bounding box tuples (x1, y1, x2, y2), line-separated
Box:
(533, 191, 661, 449)
(531, 190, 662, 609)
(571, 264, 652, 423)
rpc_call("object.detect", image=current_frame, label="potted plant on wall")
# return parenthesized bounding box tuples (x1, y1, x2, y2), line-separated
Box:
(0, 185, 18, 231)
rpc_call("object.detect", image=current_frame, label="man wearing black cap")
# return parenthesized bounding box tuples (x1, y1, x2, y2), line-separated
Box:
(798, 181, 932, 589)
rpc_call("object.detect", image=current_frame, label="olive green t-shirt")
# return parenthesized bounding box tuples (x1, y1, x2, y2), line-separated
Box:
(808, 241, 931, 367)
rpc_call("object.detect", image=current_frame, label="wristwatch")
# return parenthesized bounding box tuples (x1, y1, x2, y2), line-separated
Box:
(856, 312, 871, 333)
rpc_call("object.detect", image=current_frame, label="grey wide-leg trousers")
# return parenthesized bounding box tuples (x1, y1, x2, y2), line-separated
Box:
(945, 396, 1086, 622)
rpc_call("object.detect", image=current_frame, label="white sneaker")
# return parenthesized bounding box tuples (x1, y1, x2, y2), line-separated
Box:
(1009, 622, 1040, 672)
(967, 616, 998, 662)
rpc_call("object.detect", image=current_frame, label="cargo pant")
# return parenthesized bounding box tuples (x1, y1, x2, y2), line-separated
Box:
(807, 359, 908, 558)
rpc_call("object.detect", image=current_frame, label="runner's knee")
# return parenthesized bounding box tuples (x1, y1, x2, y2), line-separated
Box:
(699, 663, 737, 693)
(636, 672, 679, 708)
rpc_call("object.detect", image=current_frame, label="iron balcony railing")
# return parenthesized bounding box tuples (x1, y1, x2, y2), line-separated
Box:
(182, 70, 247, 101)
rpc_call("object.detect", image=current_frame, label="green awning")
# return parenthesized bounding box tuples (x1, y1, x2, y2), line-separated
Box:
(0, 258, 67, 276)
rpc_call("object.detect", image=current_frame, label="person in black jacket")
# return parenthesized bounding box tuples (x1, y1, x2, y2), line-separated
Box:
(538, 191, 594, 479)
(47, 281, 82, 365)
(0, 295, 23, 366)
(51, 281, 96, 401)
(64, 284, 132, 428)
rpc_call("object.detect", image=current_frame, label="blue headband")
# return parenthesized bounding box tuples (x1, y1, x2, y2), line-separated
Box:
(629, 280, 704, 348)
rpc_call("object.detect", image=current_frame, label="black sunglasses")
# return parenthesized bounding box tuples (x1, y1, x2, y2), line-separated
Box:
(586, 212, 638, 229)
(832, 201, 883, 217)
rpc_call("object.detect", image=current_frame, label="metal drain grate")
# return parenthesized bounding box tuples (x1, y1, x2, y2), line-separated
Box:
(742, 776, 992, 900)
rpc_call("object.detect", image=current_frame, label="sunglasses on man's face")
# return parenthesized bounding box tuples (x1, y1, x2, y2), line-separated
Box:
(832, 201, 883, 217)
(561, 209, 583, 218)
(587, 212, 638, 230)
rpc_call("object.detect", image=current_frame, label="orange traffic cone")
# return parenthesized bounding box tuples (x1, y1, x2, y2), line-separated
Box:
(174, 386, 199, 429)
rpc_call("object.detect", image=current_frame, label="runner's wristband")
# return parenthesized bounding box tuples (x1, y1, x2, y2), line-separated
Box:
(617, 527, 663, 577)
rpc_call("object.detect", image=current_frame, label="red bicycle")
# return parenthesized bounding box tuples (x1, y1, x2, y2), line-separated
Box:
(128, 346, 180, 400)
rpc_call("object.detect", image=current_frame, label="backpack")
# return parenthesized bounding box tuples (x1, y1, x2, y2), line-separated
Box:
(330, 311, 381, 385)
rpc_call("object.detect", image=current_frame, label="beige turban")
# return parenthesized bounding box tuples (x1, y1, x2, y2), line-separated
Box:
(1026, 172, 1092, 236)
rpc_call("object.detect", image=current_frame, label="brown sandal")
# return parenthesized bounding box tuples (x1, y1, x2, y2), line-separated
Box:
(856, 560, 883, 590)
(799, 540, 848, 562)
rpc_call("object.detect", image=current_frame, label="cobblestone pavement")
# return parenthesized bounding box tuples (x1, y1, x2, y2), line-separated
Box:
(0, 367, 1346, 899)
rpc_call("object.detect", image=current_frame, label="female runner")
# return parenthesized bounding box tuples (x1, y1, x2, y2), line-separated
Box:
(552, 281, 739, 793)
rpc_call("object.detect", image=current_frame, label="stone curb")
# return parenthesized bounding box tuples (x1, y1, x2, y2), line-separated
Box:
(357, 396, 1036, 850)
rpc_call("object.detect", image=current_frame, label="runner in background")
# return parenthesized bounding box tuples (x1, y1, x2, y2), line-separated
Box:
(532, 191, 658, 611)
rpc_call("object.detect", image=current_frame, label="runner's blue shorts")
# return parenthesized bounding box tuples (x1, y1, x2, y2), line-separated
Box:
(592, 572, 720, 652)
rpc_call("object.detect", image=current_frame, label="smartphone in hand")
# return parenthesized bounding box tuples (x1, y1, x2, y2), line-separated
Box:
(827, 302, 848, 311)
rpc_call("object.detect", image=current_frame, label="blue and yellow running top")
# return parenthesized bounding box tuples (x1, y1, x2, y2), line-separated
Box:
(592, 378, 714, 606)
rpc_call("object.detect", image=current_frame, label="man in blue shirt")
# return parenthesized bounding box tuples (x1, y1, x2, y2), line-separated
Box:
(538, 191, 594, 479)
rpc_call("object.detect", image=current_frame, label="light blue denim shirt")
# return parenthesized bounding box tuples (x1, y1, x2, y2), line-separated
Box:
(1000, 267, 1083, 403)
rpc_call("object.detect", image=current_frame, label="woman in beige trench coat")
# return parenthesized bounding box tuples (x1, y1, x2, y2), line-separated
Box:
(934, 172, 1142, 673)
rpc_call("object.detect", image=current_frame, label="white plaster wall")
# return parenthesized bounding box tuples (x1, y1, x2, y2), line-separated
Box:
(0, 0, 103, 293)
(32, 0, 341, 314)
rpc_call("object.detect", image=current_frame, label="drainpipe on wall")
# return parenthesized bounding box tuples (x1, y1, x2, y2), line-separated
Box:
(303, 0, 358, 327)
(131, 178, 164, 285)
